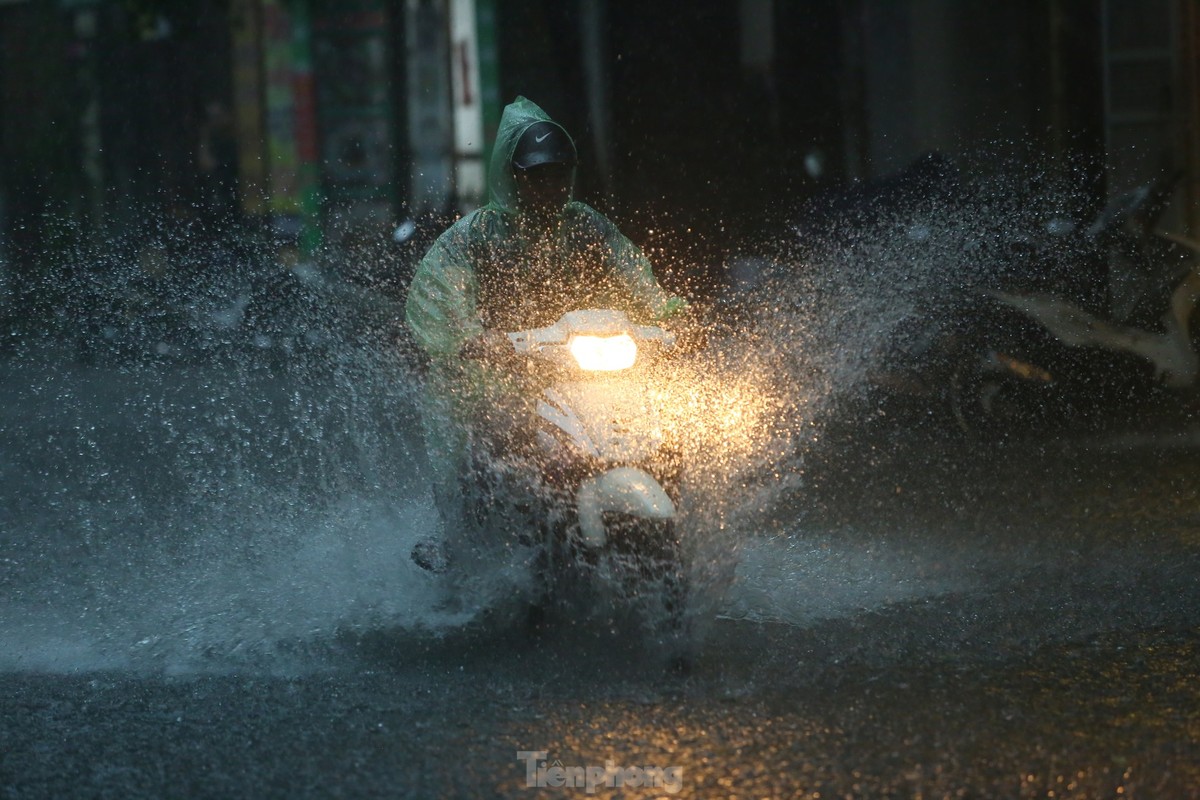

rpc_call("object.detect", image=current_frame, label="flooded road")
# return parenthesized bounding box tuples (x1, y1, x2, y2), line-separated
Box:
(1, 351, 1199, 798)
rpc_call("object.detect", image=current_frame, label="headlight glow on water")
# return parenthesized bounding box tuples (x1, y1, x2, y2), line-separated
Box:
(568, 334, 638, 371)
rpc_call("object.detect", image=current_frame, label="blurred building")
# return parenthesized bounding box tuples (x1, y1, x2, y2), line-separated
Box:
(847, 0, 1198, 234)
(0, 0, 1196, 292)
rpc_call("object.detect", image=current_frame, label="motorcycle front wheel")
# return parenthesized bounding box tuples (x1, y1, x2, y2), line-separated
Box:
(524, 513, 693, 670)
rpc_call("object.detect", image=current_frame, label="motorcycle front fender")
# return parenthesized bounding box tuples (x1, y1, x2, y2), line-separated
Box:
(576, 467, 676, 548)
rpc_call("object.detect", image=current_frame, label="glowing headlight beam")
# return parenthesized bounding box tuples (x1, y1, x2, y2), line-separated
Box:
(568, 334, 638, 371)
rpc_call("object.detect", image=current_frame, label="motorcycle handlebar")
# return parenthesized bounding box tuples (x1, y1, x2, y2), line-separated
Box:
(459, 308, 704, 365)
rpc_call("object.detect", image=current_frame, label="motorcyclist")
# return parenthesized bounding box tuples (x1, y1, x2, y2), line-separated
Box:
(405, 96, 691, 572)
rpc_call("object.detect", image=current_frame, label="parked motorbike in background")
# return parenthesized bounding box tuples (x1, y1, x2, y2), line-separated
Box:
(73, 220, 395, 370)
(985, 172, 1200, 420)
(74, 240, 194, 364)
(792, 156, 1198, 439)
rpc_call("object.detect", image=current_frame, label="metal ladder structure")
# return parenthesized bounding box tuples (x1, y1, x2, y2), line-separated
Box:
(1100, 0, 1199, 235)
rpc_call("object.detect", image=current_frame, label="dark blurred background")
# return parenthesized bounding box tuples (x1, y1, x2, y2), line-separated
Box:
(0, 0, 1196, 313)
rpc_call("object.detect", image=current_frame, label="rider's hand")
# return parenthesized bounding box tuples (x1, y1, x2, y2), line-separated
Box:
(669, 306, 708, 355)
(458, 329, 516, 364)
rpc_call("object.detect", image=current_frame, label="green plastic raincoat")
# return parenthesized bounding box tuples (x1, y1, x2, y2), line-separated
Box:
(405, 96, 686, 495)
(406, 96, 685, 356)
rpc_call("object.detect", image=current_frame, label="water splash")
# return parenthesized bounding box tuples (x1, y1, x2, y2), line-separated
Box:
(0, 240, 492, 671)
(0, 156, 1115, 672)
(681, 150, 1106, 625)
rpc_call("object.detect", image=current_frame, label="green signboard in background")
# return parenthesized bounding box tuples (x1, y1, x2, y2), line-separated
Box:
(261, 0, 321, 252)
(313, 0, 394, 232)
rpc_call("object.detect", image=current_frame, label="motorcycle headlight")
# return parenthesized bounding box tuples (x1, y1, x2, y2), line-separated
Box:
(568, 334, 638, 371)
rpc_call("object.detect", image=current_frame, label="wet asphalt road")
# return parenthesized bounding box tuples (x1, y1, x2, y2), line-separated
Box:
(2, 361, 1200, 798)
(3, 623, 1198, 799)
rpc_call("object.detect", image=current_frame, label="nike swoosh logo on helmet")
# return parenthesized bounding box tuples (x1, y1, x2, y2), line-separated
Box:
(535, 132, 551, 143)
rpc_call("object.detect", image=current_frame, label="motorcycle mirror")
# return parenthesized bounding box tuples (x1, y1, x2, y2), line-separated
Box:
(393, 219, 417, 244)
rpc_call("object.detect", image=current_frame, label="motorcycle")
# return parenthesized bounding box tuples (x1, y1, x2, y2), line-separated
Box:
(986, 172, 1200, 404)
(853, 167, 1198, 437)
(454, 309, 690, 647)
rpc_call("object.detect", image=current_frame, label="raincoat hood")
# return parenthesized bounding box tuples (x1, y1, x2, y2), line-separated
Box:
(406, 96, 686, 364)
(488, 96, 576, 213)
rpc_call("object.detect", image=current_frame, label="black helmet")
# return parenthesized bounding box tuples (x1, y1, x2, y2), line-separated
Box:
(512, 122, 577, 170)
